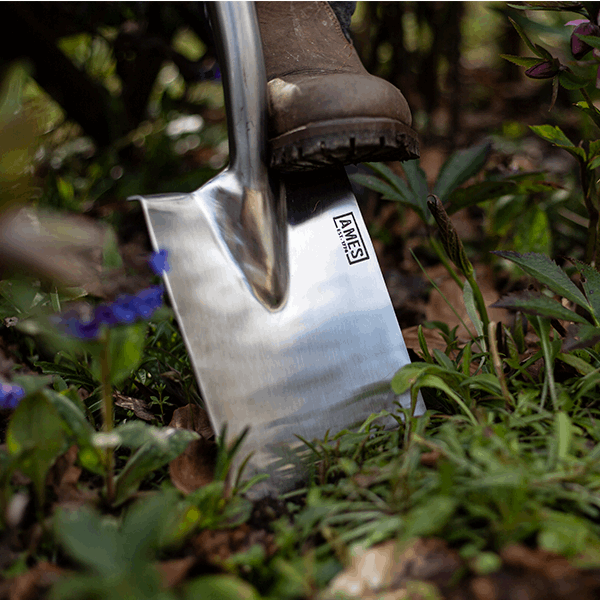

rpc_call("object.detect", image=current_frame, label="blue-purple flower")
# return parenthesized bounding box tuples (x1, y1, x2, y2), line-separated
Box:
(0, 383, 25, 410)
(54, 251, 169, 340)
(148, 249, 170, 276)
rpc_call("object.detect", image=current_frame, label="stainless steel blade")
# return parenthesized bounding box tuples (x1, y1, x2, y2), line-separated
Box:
(130, 2, 424, 496)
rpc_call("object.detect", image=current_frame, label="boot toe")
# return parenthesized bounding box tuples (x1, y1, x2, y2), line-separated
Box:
(268, 73, 419, 171)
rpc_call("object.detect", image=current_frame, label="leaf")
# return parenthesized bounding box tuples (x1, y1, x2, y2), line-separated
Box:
(574, 33, 600, 50)
(557, 351, 596, 375)
(350, 174, 407, 203)
(491, 251, 590, 310)
(558, 71, 588, 90)
(574, 101, 600, 130)
(446, 181, 517, 214)
(90, 323, 148, 387)
(571, 259, 600, 322)
(508, 16, 544, 57)
(184, 575, 261, 600)
(391, 362, 462, 395)
(44, 389, 106, 475)
(589, 155, 600, 170)
(113, 427, 199, 505)
(529, 125, 575, 147)
(403, 496, 458, 538)
(54, 506, 124, 576)
(102, 228, 123, 270)
(513, 207, 551, 255)
(402, 159, 430, 218)
(433, 142, 491, 202)
(500, 54, 545, 68)
(555, 412, 572, 462)
(491, 290, 589, 323)
(463, 279, 484, 338)
(6, 392, 69, 505)
(563, 322, 600, 351)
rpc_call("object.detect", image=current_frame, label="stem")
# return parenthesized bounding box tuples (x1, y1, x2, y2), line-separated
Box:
(534, 316, 558, 410)
(100, 330, 115, 505)
(429, 235, 464, 290)
(488, 321, 513, 410)
(466, 270, 490, 348)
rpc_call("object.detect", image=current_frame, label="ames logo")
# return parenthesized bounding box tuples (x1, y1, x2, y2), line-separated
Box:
(333, 212, 370, 265)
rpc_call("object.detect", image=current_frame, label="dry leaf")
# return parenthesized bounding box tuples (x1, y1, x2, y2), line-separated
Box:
(168, 405, 216, 494)
(6, 561, 64, 600)
(113, 391, 155, 422)
(157, 556, 196, 588)
(324, 538, 461, 599)
(191, 523, 275, 566)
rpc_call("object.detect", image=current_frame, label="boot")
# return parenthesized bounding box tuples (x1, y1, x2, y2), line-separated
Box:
(255, 1, 419, 172)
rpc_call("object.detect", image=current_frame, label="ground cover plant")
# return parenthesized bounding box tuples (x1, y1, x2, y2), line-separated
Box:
(5, 2, 600, 599)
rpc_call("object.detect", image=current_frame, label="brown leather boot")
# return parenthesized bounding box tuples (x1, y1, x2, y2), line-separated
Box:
(255, 1, 419, 172)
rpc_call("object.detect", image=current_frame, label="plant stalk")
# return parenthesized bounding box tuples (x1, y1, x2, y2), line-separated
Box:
(100, 330, 115, 504)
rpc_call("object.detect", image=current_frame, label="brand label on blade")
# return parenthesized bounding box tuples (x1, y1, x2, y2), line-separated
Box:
(333, 212, 370, 265)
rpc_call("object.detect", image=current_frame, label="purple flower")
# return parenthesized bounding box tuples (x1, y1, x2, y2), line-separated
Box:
(55, 311, 100, 340)
(133, 286, 164, 318)
(0, 383, 25, 410)
(570, 21, 600, 59)
(525, 59, 560, 79)
(148, 250, 170, 276)
(55, 286, 165, 339)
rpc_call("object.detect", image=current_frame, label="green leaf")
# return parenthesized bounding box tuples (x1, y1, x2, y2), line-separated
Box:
(6, 392, 68, 505)
(575, 101, 600, 130)
(529, 125, 574, 147)
(446, 181, 517, 214)
(500, 54, 545, 68)
(508, 17, 544, 57)
(574, 33, 600, 50)
(589, 140, 600, 157)
(562, 322, 600, 351)
(463, 279, 484, 338)
(403, 496, 458, 538)
(491, 251, 590, 310)
(402, 159, 430, 218)
(589, 155, 600, 170)
(44, 389, 105, 475)
(433, 142, 491, 202)
(513, 207, 551, 255)
(557, 351, 596, 375)
(558, 71, 588, 91)
(391, 361, 463, 396)
(350, 173, 406, 203)
(54, 506, 123, 576)
(184, 576, 261, 600)
(492, 290, 589, 323)
(113, 427, 199, 505)
(572, 259, 600, 322)
(91, 323, 148, 387)
(102, 228, 123, 270)
(555, 412, 572, 462)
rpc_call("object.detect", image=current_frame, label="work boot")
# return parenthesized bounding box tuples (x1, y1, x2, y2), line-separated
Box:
(255, 1, 419, 172)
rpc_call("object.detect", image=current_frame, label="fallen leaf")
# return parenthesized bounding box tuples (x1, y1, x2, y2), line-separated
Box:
(113, 391, 155, 422)
(6, 561, 64, 600)
(324, 538, 461, 599)
(157, 556, 196, 588)
(191, 523, 275, 565)
(169, 404, 214, 440)
(169, 405, 216, 494)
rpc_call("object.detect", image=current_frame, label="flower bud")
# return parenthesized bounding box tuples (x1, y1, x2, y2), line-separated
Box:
(525, 59, 560, 80)
(571, 22, 600, 59)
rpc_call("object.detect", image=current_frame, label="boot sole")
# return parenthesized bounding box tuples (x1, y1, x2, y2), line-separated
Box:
(269, 117, 420, 172)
